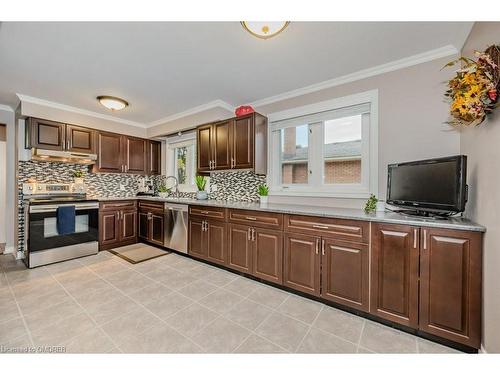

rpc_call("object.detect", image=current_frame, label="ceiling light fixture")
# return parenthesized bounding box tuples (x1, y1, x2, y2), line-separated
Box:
(241, 21, 290, 39)
(97, 95, 129, 111)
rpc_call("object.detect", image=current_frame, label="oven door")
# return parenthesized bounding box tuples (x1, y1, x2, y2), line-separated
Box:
(28, 202, 99, 252)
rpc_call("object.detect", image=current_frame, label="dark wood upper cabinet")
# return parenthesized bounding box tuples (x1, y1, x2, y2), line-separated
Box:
(148, 140, 161, 175)
(232, 115, 254, 169)
(213, 120, 232, 170)
(66, 124, 95, 154)
(419, 228, 482, 348)
(321, 238, 369, 312)
(28, 118, 66, 151)
(196, 113, 267, 174)
(124, 136, 148, 174)
(94, 132, 124, 173)
(197, 124, 213, 173)
(283, 232, 321, 296)
(370, 223, 420, 328)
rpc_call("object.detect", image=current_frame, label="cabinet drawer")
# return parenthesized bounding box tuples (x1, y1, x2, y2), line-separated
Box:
(138, 200, 164, 212)
(284, 214, 369, 244)
(189, 205, 227, 221)
(100, 200, 137, 211)
(229, 209, 283, 229)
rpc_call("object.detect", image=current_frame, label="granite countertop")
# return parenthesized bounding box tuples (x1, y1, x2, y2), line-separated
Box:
(93, 196, 486, 232)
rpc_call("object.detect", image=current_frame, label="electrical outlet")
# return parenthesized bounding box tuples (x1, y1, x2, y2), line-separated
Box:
(211, 184, 217, 192)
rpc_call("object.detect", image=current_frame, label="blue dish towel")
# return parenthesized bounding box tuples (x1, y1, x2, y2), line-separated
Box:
(57, 205, 76, 235)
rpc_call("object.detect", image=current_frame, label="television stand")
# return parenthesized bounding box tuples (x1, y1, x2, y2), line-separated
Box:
(393, 209, 456, 220)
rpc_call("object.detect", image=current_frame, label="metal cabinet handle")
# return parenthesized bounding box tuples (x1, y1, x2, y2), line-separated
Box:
(321, 239, 325, 255)
(252, 228, 255, 241)
(245, 216, 257, 221)
(231, 157, 235, 168)
(209, 160, 212, 169)
(200, 210, 209, 215)
(423, 229, 427, 250)
(312, 224, 329, 230)
(315, 238, 319, 254)
(413, 229, 418, 249)
(248, 227, 252, 240)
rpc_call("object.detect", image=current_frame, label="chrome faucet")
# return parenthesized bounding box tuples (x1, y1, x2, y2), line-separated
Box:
(164, 175, 179, 198)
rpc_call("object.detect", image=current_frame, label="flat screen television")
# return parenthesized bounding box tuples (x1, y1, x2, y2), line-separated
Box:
(386, 155, 467, 216)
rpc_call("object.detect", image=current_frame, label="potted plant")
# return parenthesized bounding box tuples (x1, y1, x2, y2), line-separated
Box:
(73, 170, 84, 185)
(195, 175, 208, 200)
(158, 184, 170, 198)
(258, 184, 269, 205)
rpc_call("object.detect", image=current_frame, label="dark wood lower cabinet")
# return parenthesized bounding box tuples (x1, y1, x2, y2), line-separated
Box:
(419, 228, 482, 348)
(138, 208, 164, 246)
(206, 221, 227, 265)
(99, 202, 137, 251)
(253, 227, 283, 284)
(228, 224, 253, 273)
(188, 218, 207, 259)
(283, 233, 321, 296)
(321, 238, 369, 312)
(370, 223, 420, 328)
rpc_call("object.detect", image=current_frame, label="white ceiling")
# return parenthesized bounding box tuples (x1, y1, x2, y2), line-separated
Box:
(0, 22, 472, 126)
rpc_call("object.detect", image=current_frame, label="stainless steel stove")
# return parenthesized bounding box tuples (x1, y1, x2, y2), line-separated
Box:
(23, 183, 99, 268)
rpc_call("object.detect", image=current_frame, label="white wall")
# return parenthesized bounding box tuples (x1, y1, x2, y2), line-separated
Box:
(0, 138, 5, 244)
(459, 22, 500, 353)
(254, 55, 461, 208)
(0, 107, 16, 253)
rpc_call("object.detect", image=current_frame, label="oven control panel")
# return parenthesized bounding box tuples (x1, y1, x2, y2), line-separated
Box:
(23, 183, 87, 196)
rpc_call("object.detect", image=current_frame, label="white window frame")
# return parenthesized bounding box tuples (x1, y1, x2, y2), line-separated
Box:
(166, 132, 197, 193)
(267, 89, 378, 199)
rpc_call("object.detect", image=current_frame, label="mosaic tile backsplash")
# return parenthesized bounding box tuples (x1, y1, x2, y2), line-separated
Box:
(17, 161, 267, 251)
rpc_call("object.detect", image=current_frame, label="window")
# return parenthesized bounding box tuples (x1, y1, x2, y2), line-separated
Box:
(166, 132, 197, 192)
(268, 90, 378, 198)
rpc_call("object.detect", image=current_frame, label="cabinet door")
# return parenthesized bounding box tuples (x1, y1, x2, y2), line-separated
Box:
(232, 115, 254, 169)
(206, 221, 227, 265)
(138, 211, 150, 241)
(99, 210, 120, 249)
(150, 211, 165, 246)
(124, 136, 148, 174)
(419, 228, 482, 348)
(197, 124, 213, 173)
(253, 228, 283, 285)
(148, 140, 161, 175)
(29, 118, 66, 151)
(188, 218, 206, 259)
(66, 125, 95, 153)
(321, 238, 369, 312)
(371, 224, 419, 328)
(213, 120, 231, 170)
(121, 210, 137, 243)
(283, 233, 321, 296)
(95, 132, 124, 173)
(228, 224, 253, 273)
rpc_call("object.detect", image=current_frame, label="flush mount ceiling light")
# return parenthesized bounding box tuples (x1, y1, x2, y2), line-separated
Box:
(241, 21, 290, 39)
(97, 95, 128, 111)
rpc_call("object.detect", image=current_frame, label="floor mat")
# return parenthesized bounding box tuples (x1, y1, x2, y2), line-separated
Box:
(109, 243, 169, 264)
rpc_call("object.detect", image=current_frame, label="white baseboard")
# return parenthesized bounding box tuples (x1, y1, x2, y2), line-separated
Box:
(480, 344, 488, 354)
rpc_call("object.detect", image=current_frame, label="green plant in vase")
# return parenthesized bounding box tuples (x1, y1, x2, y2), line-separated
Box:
(158, 184, 170, 198)
(364, 194, 378, 214)
(258, 184, 269, 204)
(195, 175, 208, 200)
(73, 170, 84, 184)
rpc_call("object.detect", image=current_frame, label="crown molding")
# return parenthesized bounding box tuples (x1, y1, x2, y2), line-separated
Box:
(0, 104, 14, 112)
(249, 45, 459, 109)
(148, 99, 235, 128)
(16, 94, 148, 128)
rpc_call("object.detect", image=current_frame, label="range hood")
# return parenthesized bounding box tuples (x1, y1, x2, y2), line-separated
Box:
(31, 148, 97, 165)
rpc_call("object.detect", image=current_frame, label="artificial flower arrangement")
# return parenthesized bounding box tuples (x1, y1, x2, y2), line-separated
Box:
(444, 44, 499, 127)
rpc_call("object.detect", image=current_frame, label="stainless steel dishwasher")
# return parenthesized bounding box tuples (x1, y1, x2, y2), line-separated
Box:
(164, 203, 188, 253)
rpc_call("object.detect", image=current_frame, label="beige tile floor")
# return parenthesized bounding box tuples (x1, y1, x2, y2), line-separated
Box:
(0, 247, 461, 354)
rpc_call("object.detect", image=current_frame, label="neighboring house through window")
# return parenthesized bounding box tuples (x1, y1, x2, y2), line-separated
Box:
(268, 90, 378, 198)
(166, 131, 197, 192)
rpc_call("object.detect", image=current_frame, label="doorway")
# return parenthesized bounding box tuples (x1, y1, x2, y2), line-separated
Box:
(0, 123, 6, 252)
